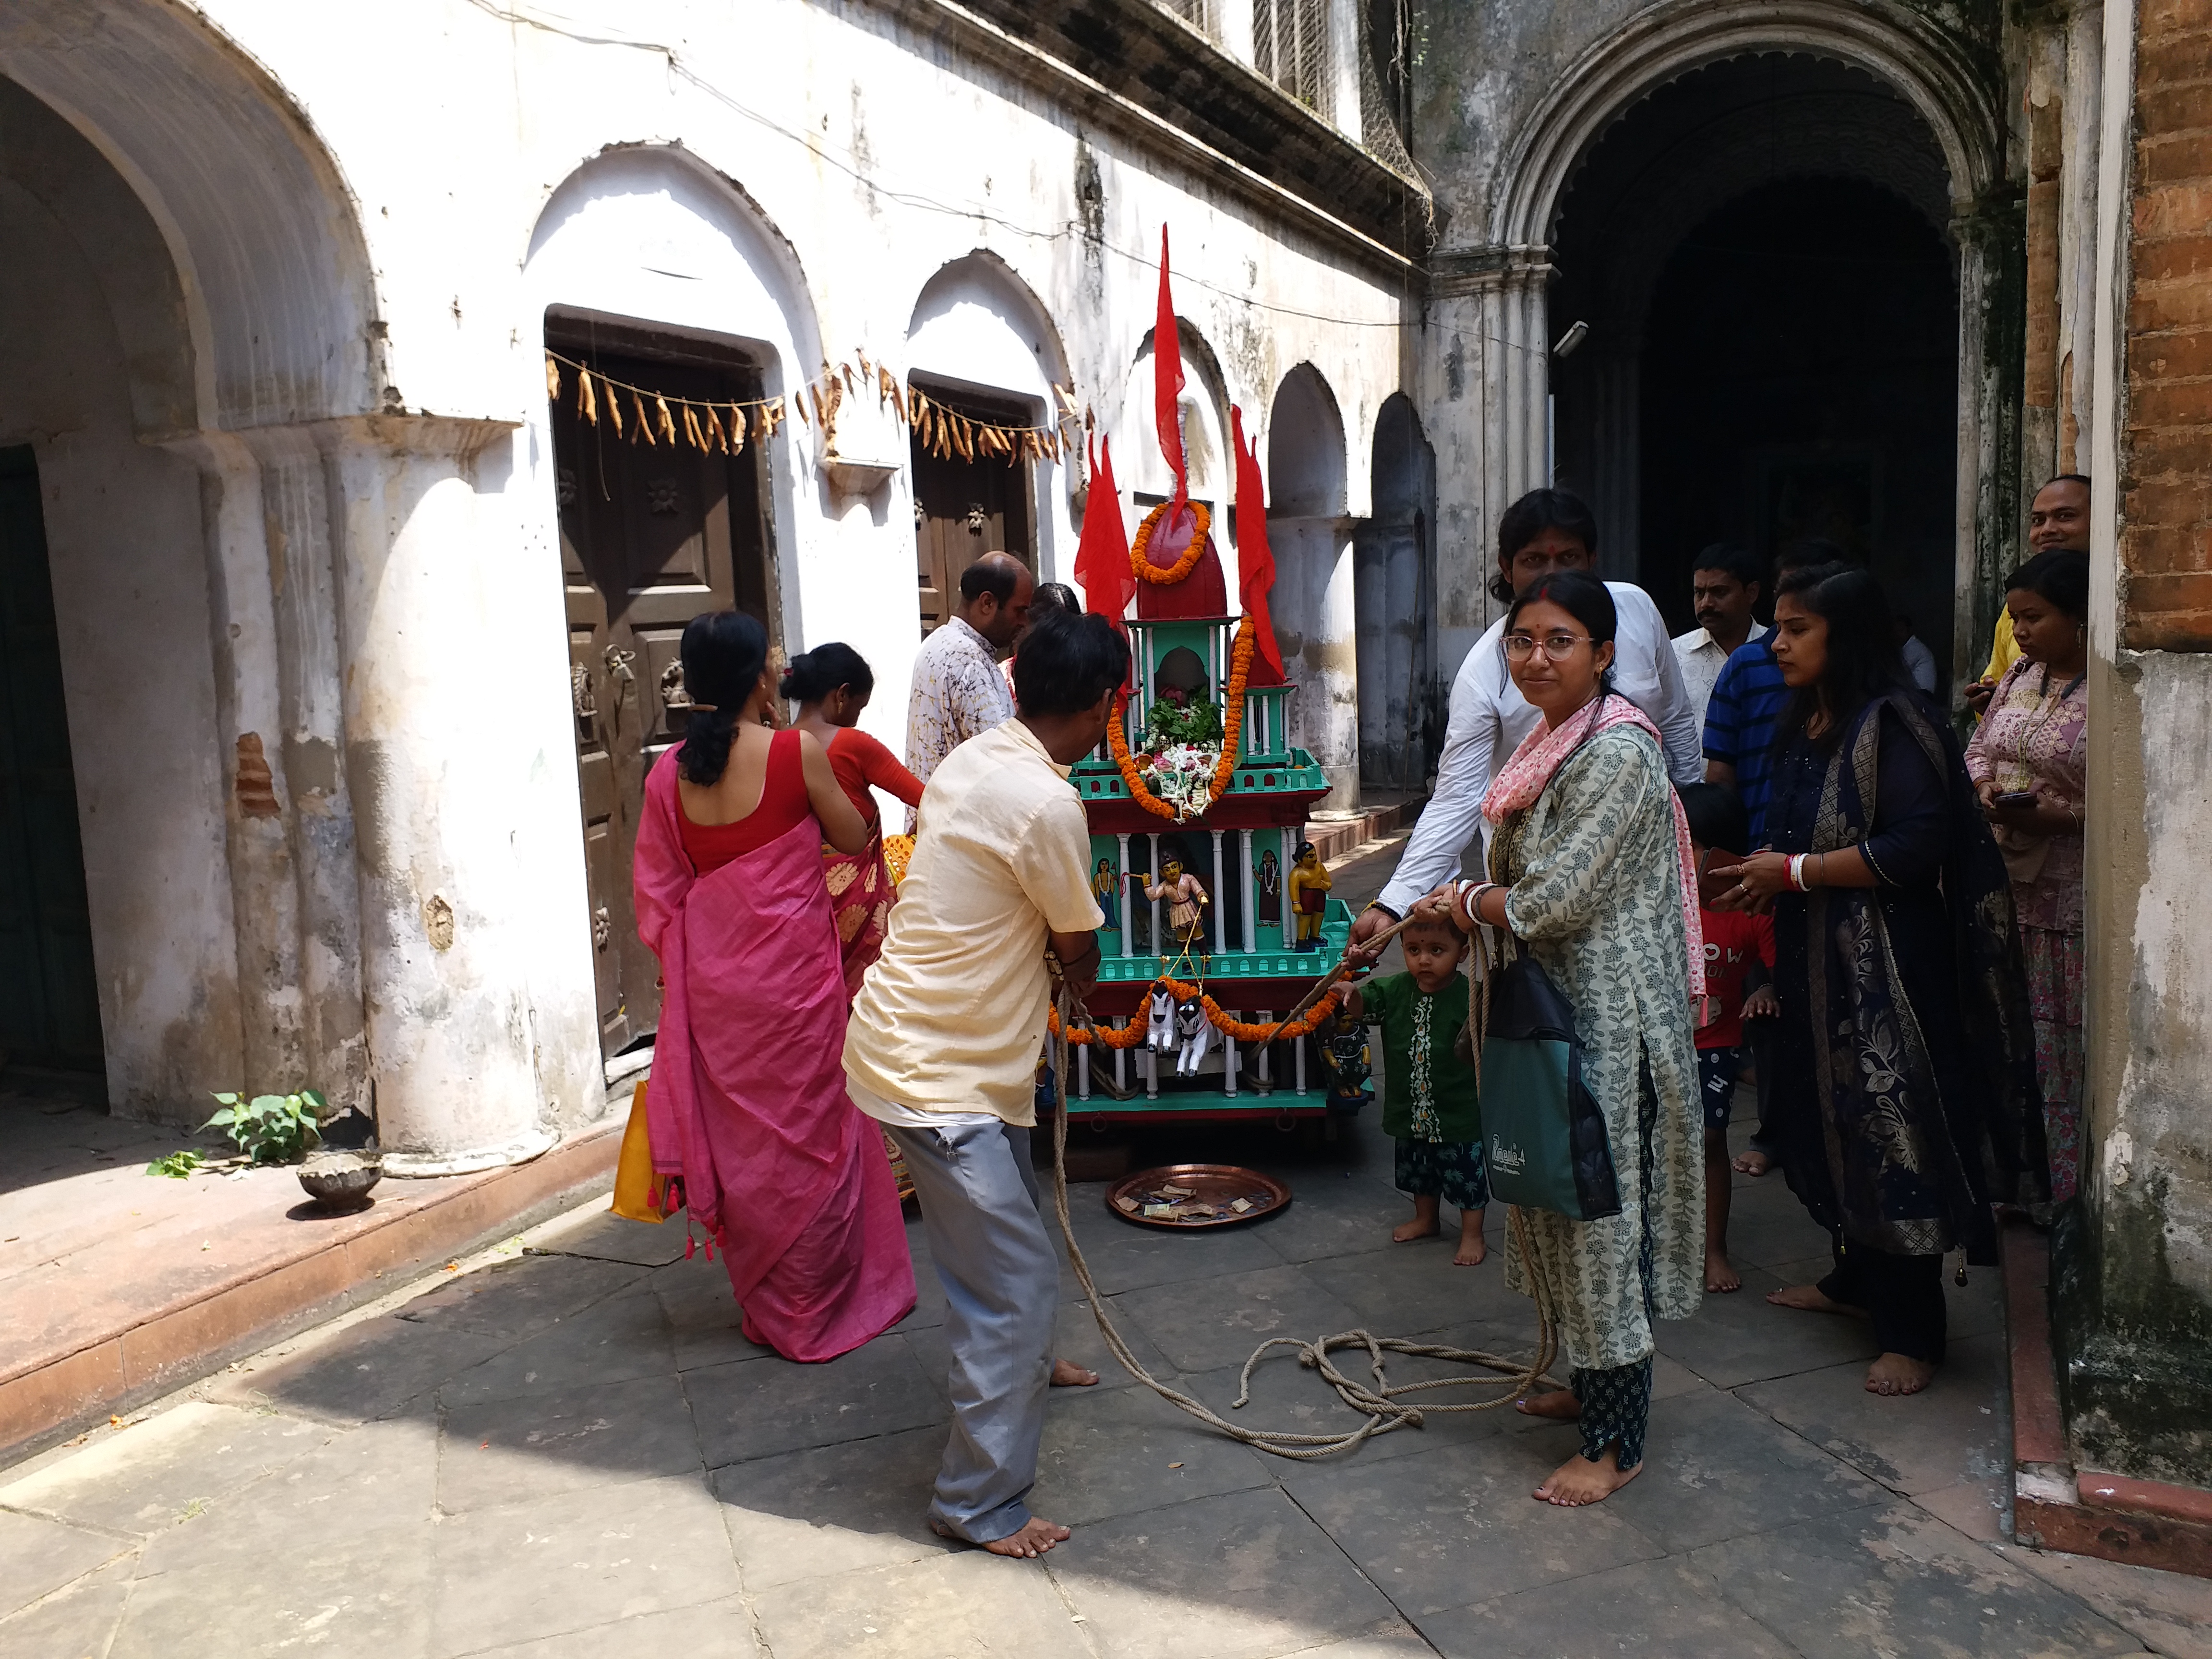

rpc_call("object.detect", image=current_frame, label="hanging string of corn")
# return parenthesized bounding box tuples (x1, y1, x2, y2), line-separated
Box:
(544, 348, 1082, 468)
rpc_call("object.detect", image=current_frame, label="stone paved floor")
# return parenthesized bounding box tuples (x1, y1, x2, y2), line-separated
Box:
(5, 851, 2210, 1659)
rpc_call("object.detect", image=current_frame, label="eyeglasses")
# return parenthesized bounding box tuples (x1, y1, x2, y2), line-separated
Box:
(1503, 631, 1595, 662)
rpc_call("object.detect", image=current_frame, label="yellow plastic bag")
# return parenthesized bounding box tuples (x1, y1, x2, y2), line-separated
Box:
(610, 1078, 671, 1223)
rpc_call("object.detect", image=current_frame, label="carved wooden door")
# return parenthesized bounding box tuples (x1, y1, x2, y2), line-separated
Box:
(0, 446, 104, 1082)
(549, 331, 775, 1059)
(910, 386, 1034, 634)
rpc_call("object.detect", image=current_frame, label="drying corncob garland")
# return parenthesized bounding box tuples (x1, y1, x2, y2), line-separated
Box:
(544, 350, 1081, 468)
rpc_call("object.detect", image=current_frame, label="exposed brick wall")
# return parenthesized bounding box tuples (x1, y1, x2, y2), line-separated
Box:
(2123, 0, 2212, 649)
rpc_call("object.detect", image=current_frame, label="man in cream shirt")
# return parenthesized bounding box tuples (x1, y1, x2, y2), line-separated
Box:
(845, 607, 1127, 1560)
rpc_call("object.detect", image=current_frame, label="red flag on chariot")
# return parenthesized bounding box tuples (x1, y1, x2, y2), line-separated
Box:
(1154, 228, 1186, 510)
(1230, 405, 1286, 685)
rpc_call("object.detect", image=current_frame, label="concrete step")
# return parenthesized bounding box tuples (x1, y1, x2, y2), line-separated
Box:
(1301, 792, 1426, 867)
(0, 1115, 623, 1464)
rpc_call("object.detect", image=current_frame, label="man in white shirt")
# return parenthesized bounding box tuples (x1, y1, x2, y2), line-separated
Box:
(1671, 544, 1768, 725)
(1348, 490, 1703, 950)
(904, 552, 1033, 818)
(846, 608, 1126, 1560)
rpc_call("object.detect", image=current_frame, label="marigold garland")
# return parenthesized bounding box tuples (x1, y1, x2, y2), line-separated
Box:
(1130, 500, 1212, 585)
(1110, 618, 1256, 822)
(1048, 976, 1344, 1048)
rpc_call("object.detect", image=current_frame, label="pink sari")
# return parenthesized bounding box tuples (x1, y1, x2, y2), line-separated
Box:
(635, 748, 914, 1362)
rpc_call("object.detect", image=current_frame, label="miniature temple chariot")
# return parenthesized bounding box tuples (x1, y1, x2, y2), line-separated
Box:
(1054, 238, 1358, 1124)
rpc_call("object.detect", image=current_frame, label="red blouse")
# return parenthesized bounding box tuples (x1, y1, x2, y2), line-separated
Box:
(827, 726, 925, 825)
(678, 728, 812, 873)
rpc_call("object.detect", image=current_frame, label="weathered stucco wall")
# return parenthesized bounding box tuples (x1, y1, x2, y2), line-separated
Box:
(0, 0, 1417, 1158)
(0, 158, 244, 1122)
(2065, 0, 2212, 1486)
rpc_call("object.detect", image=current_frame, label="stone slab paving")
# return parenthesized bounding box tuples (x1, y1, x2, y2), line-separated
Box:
(5, 856, 2211, 1658)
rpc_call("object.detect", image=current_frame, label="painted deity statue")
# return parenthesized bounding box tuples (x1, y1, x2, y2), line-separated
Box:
(1142, 858, 1210, 949)
(1285, 840, 1331, 949)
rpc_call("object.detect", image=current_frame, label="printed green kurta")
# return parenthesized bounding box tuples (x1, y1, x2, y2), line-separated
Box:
(1361, 970, 1482, 1142)
(1491, 724, 1704, 1370)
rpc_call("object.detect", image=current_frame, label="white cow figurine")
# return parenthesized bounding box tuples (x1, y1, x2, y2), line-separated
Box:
(1173, 998, 1214, 1077)
(1145, 987, 1177, 1056)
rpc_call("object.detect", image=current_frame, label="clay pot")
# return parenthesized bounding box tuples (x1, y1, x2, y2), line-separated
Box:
(297, 1150, 382, 1210)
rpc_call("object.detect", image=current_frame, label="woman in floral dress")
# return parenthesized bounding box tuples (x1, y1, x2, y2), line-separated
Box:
(1966, 549, 2090, 1201)
(1413, 570, 1706, 1507)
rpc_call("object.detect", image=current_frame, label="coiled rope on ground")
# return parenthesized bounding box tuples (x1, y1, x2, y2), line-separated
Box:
(1045, 922, 1564, 1459)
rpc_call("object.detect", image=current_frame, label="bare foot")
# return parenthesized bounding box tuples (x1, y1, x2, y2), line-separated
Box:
(1050, 1358, 1098, 1387)
(1705, 1248, 1741, 1293)
(1454, 1226, 1488, 1267)
(1516, 1388, 1582, 1421)
(1766, 1283, 1864, 1316)
(1731, 1148, 1772, 1177)
(1534, 1445, 1642, 1506)
(971, 1517, 1071, 1558)
(1864, 1352, 1936, 1396)
(1392, 1217, 1440, 1243)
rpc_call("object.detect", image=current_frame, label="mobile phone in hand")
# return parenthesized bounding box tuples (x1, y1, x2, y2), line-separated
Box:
(1993, 790, 2037, 807)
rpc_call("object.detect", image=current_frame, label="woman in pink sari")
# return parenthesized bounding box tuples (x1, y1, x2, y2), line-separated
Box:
(635, 611, 914, 1362)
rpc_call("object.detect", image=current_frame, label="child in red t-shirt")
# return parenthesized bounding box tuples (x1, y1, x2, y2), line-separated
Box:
(1680, 785, 1775, 1295)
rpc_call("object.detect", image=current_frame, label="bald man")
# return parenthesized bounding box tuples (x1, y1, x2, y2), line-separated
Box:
(905, 554, 1035, 820)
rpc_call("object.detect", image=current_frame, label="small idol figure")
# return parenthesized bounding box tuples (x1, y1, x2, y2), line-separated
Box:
(1140, 858, 1210, 949)
(1092, 856, 1119, 928)
(1285, 840, 1331, 950)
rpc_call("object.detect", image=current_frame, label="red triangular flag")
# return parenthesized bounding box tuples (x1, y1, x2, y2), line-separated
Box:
(1154, 228, 1187, 510)
(1230, 406, 1286, 685)
(1075, 433, 1133, 633)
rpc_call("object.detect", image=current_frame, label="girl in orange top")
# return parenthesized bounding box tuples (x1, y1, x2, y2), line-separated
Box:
(785, 643, 926, 1000)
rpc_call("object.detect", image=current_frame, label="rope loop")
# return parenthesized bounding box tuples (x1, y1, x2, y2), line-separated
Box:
(1045, 967, 1564, 1460)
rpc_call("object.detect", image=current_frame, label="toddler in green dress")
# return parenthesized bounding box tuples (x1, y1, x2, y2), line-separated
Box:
(1346, 911, 1488, 1264)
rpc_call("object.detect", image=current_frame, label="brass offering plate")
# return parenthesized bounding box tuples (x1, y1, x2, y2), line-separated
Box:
(1106, 1164, 1291, 1230)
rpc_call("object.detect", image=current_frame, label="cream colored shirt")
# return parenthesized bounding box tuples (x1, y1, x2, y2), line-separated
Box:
(844, 718, 1103, 1125)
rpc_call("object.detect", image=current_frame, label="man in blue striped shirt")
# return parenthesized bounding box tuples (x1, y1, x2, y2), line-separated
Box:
(1701, 545, 1845, 844)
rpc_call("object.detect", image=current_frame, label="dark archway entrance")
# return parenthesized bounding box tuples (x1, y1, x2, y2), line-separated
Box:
(1639, 178, 1957, 672)
(1547, 55, 1960, 679)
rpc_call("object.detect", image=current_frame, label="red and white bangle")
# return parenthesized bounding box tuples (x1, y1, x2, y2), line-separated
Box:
(1785, 854, 1810, 892)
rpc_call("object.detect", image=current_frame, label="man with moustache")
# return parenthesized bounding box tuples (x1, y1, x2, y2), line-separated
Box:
(1671, 545, 1767, 726)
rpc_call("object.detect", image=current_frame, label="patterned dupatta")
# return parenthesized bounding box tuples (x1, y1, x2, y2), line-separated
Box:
(1483, 691, 1705, 996)
(1798, 693, 2049, 1262)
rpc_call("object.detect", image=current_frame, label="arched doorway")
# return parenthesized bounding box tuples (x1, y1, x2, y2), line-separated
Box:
(1356, 393, 1435, 792)
(1264, 363, 1357, 811)
(0, 11, 381, 1124)
(1547, 53, 1960, 676)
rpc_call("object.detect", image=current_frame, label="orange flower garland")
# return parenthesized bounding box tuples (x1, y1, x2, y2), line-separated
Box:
(1110, 618, 1255, 822)
(1048, 977, 1344, 1048)
(1130, 500, 1211, 585)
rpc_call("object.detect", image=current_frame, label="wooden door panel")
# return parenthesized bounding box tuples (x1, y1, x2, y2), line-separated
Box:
(548, 337, 767, 1061)
(909, 386, 1036, 636)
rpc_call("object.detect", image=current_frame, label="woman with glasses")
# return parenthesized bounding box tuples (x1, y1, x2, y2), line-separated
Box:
(1710, 567, 2046, 1398)
(1413, 569, 1706, 1507)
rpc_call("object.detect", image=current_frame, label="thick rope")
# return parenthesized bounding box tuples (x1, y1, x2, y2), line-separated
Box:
(1046, 942, 1564, 1460)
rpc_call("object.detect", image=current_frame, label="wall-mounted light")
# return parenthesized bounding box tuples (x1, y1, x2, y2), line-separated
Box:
(1552, 320, 1590, 359)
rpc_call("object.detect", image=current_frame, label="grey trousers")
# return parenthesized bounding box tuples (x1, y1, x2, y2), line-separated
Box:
(884, 1119, 1059, 1543)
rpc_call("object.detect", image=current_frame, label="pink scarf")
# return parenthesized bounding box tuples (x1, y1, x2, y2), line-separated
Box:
(1482, 694, 1706, 996)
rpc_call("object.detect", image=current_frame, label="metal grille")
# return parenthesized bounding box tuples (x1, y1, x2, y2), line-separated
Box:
(1254, 0, 1333, 120)
(1154, 0, 1221, 42)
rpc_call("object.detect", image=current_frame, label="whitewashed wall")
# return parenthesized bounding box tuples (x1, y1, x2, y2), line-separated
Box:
(0, 0, 1409, 1156)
